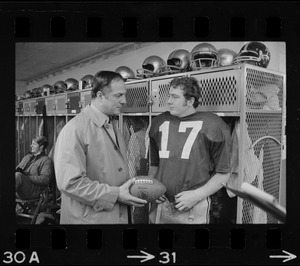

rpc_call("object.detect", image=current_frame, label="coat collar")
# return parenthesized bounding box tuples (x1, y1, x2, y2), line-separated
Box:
(82, 104, 129, 169)
(83, 103, 109, 128)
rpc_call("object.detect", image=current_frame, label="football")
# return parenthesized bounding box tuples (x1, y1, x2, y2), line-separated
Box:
(129, 176, 166, 202)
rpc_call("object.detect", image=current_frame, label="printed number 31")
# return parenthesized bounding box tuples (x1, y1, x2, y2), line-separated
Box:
(159, 121, 203, 159)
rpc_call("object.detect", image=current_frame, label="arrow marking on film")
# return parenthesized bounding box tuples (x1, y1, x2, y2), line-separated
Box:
(127, 250, 155, 263)
(269, 250, 297, 263)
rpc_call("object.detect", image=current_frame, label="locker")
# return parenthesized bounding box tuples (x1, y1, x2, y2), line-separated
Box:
(45, 96, 55, 115)
(16, 101, 23, 115)
(80, 89, 92, 109)
(36, 98, 45, 114)
(30, 99, 37, 114)
(67, 91, 81, 114)
(122, 81, 149, 113)
(23, 100, 31, 115)
(55, 94, 67, 115)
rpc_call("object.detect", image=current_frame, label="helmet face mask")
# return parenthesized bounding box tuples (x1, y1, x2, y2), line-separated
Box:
(31, 87, 43, 98)
(40, 84, 54, 96)
(23, 90, 32, 99)
(191, 54, 219, 69)
(65, 78, 79, 91)
(190, 43, 220, 71)
(136, 55, 166, 78)
(159, 49, 191, 75)
(81, 74, 93, 90)
(54, 81, 67, 94)
(233, 41, 271, 68)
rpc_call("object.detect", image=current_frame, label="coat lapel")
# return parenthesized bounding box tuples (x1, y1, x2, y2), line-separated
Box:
(83, 105, 127, 161)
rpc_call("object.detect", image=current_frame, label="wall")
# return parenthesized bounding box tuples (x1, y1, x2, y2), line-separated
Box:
(21, 41, 286, 93)
(15, 81, 27, 96)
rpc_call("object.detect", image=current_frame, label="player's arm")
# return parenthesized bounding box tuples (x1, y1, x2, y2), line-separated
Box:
(175, 172, 230, 211)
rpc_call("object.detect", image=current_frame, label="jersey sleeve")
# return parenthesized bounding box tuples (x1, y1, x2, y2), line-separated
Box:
(209, 121, 232, 174)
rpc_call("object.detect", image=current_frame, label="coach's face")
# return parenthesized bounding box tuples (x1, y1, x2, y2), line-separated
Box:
(98, 79, 127, 116)
(168, 86, 194, 117)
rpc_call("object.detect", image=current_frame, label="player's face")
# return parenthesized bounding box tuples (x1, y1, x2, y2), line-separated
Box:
(98, 79, 127, 115)
(168, 86, 193, 117)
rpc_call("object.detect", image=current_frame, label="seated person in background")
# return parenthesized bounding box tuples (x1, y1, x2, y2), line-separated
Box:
(15, 136, 54, 200)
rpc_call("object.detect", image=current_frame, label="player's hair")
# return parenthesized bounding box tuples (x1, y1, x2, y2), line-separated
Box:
(91, 71, 124, 99)
(170, 77, 201, 108)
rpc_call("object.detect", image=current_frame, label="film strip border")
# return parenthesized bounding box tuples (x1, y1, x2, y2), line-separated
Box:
(10, 226, 286, 264)
(0, 2, 295, 40)
(1, 1, 299, 265)
(15, 227, 282, 250)
(13, 16, 282, 39)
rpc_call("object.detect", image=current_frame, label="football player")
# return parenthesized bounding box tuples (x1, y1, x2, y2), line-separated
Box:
(148, 76, 232, 224)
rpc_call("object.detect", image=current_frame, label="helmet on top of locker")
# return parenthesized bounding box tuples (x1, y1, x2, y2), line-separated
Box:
(115, 66, 136, 81)
(218, 48, 237, 66)
(136, 55, 166, 78)
(65, 78, 79, 91)
(160, 49, 191, 75)
(31, 87, 43, 98)
(233, 41, 271, 68)
(23, 90, 32, 99)
(40, 84, 54, 96)
(16, 94, 25, 101)
(30, 88, 38, 98)
(190, 42, 220, 70)
(53, 81, 67, 94)
(81, 74, 94, 90)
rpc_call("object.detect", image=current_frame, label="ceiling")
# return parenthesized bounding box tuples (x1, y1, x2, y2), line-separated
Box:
(16, 42, 127, 82)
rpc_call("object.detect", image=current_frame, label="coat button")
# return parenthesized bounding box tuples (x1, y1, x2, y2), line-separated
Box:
(118, 167, 123, 172)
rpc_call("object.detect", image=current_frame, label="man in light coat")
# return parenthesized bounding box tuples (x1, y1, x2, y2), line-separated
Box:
(54, 71, 147, 224)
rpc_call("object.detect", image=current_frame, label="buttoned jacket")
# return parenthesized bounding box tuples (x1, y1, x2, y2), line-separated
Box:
(54, 104, 130, 224)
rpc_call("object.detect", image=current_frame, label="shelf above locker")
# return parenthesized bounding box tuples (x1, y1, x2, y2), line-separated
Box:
(120, 112, 151, 116)
(246, 109, 282, 113)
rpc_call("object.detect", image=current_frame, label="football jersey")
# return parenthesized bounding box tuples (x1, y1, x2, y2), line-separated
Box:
(149, 111, 232, 200)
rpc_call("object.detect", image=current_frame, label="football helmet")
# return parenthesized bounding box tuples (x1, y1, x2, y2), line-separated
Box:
(136, 55, 166, 78)
(115, 66, 136, 81)
(23, 90, 32, 99)
(160, 49, 191, 75)
(40, 84, 54, 96)
(218, 48, 237, 66)
(53, 81, 67, 94)
(81, 74, 94, 90)
(65, 78, 79, 91)
(30, 88, 38, 98)
(233, 41, 271, 68)
(31, 87, 43, 98)
(190, 43, 220, 70)
(16, 94, 25, 101)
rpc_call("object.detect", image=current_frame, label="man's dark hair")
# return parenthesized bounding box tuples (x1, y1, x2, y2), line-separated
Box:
(170, 77, 201, 108)
(91, 71, 124, 99)
(34, 136, 48, 151)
